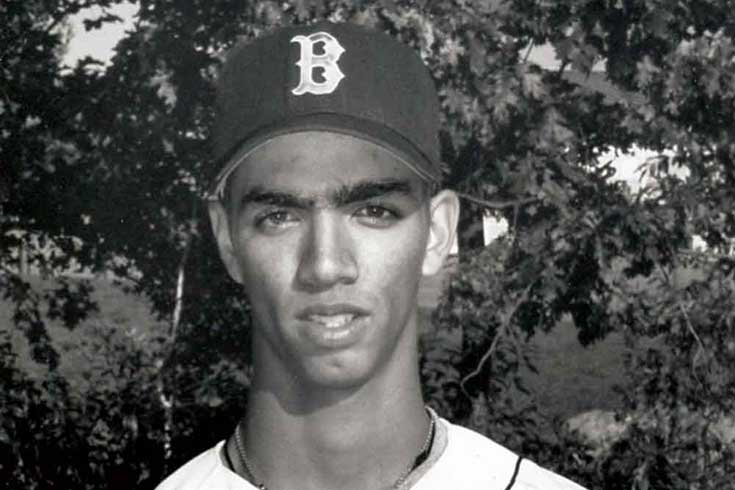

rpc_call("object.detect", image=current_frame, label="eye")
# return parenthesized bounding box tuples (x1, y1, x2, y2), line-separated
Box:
(255, 209, 299, 231)
(354, 205, 400, 227)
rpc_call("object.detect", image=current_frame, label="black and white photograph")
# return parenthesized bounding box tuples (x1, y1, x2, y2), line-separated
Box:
(2, 1, 734, 489)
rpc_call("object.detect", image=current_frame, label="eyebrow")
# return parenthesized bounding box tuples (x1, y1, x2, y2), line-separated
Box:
(239, 179, 416, 210)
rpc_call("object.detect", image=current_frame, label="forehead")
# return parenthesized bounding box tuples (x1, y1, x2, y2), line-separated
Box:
(224, 131, 426, 201)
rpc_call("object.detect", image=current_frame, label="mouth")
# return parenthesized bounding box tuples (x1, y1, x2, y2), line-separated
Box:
(295, 304, 370, 348)
(306, 314, 357, 328)
(296, 303, 369, 321)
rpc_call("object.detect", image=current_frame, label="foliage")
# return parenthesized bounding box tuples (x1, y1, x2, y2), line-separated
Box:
(0, 324, 157, 489)
(3, 0, 735, 489)
(0, 314, 248, 489)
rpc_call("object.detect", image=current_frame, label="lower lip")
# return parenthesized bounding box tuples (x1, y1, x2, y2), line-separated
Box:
(300, 316, 368, 349)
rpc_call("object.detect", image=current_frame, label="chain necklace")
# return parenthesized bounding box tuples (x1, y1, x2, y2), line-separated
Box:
(233, 412, 435, 490)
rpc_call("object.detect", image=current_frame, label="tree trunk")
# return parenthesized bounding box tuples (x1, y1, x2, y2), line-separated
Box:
(159, 210, 195, 471)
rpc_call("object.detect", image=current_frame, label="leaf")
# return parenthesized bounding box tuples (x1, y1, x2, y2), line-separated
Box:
(206, 395, 224, 407)
(440, 36, 465, 67)
(635, 55, 660, 89)
(539, 107, 574, 146)
(293, 0, 310, 20)
(442, 87, 465, 114)
(520, 68, 545, 99)
(83, 14, 123, 32)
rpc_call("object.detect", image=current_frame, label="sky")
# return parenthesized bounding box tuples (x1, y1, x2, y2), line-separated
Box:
(64, 2, 138, 67)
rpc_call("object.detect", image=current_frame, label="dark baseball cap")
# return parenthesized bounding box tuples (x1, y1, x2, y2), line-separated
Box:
(209, 21, 441, 199)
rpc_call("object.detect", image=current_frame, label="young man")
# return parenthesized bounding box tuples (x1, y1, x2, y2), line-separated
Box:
(157, 22, 587, 490)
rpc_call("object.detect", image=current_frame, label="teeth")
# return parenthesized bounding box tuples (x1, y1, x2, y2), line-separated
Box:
(308, 314, 355, 328)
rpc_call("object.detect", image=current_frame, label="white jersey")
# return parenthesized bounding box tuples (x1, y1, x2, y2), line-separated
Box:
(156, 414, 587, 490)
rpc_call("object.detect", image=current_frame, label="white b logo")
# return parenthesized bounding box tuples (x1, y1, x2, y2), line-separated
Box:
(290, 32, 345, 95)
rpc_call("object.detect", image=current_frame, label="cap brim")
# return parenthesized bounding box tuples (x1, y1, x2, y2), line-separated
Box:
(207, 113, 440, 200)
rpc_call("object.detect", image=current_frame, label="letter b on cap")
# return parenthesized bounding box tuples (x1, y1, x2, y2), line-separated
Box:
(291, 32, 345, 95)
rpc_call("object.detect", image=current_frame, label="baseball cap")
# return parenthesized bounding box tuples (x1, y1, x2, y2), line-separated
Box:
(208, 21, 441, 200)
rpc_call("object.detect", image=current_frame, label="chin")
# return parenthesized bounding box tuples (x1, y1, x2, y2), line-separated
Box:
(299, 354, 377, 391)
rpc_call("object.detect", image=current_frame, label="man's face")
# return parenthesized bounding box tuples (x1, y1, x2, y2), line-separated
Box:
(211, 131, 448, 391)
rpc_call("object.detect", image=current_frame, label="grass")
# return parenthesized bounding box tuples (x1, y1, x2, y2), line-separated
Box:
(523, 322, 626, 420)
(0, 275, 165, 390)
(2, 271, 627, 421)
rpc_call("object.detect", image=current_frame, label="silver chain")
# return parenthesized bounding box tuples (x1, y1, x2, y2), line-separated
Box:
(233, 413, 435, 490)
(234, 423, 266, 490)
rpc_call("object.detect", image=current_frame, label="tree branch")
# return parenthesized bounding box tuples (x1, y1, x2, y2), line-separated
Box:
(522, 39, 535, 64)
(678, 300, 706, 375)
(460, 283, 534, 399)
(455, 191, 539, 210)
(44, 15, 63, 36)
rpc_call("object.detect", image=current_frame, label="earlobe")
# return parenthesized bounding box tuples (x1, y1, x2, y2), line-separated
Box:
(207, 200, 244, 284)
(422, 190, 460, 276)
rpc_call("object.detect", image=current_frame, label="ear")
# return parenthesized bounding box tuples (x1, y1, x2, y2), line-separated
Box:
(207, 200, 244, 284)
(422, 189, 460, 276)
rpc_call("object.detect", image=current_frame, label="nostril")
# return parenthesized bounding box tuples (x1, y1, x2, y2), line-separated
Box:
(297, 246, 357, 290)
(295, 213, 358, 290)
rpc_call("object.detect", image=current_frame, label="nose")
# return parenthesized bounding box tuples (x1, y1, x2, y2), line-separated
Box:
(296, 211, 358, 291)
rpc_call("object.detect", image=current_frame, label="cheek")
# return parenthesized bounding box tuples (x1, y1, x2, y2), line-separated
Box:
(361, 221, 429, 296)
(234, 235, 298, 310)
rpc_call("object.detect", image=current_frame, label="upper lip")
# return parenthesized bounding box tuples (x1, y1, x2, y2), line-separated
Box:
(296, 303, 370, 320)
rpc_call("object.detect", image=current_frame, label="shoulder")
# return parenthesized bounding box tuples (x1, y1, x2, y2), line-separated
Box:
(424, 420, 520, 487)
(417, 419, 587, 490)
(511, 457, 588, 490)
(155, 441, 247, 490)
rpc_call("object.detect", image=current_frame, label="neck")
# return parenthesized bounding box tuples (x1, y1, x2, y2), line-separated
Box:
(242, 317, 428, 490)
